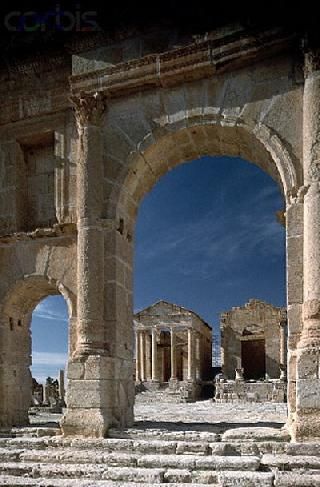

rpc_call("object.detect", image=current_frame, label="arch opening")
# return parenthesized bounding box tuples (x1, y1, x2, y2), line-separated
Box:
(0, 276, 74, 428)
(133, 154, 287, 421)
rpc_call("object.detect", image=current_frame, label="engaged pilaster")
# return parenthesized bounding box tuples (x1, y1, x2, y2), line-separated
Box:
(73, 91, 107, 354)
(61, 91, 114, 437)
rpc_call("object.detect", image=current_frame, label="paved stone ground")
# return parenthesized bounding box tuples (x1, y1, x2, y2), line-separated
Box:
(29, 400, 287, 430)
(134, 400, 287, 428)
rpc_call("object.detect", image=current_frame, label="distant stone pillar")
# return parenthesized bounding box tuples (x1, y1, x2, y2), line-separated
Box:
(135, 330, 140, 381)
(279, 316, 287, 380)
(59, 369, 65, 403)
(151, 328, 158, 381)
(187, 329, 195, 381)
(140, 331, 146, 382)
(42, 384, 48, 405)
(146, 333, 152, 380)
(295, 51, 320, 440)
(170, 329, 177, 380)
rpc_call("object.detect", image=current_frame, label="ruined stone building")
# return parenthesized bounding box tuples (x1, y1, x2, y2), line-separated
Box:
(134, 301, 212, 386)
(220, 299, 287, 380)
(0, 25, 320, 441)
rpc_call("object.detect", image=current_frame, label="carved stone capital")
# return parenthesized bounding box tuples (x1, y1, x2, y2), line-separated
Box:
(304, 49, 320, 78)
(70, 91, 107, 130)
(308, 162, 320, 182)
(287, 185, 308, 206)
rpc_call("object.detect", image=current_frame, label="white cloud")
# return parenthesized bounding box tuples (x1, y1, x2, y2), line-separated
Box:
(33, 300, 68, 322)
(32, 351, 67, 367)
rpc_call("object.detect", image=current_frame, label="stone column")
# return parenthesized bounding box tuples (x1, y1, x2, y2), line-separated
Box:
(59, 369, 65, 404)
(295, 51, 320, 441)
(187, 328, 195, 381)
(140, 331, 146, 382)
(170, 329, 177, 381)
(61, 91, 112, 437)
(135, 330, 140, 381)
(42, 384, 48, 405)
(151, 328, 158, 381)
(195, 334, 201, 380)
(146, 333, 152, 380)
(279, 316, 287, 380)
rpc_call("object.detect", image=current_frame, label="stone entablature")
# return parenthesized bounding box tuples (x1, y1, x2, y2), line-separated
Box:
(220, 299, 287, 380)
(134, 301, 212, 385)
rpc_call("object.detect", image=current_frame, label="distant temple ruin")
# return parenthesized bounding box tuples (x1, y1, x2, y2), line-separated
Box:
(134, 301, 212, 400)
(220, 299, 287, 380)
(216, 299, 287, 403)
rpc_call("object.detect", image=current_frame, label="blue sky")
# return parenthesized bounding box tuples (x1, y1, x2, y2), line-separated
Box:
(31, 156, 286, 382)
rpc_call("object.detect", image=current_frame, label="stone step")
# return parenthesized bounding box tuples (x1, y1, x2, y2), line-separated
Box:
(221, 427, 290, 442)
(0, 450, 261, 471)
(0, 426, 60, 438)
(0, 436, 289, 456)
(286, 442, 320, 456)
(262, 454, 320, 470)
(139, 453, 260, 470)
(0, 478, 214, 487)
(0, 463, 166, 483)
(108, 428, 221, 442)
(0, 471, 275, 486)
(274, 472, 320, 486)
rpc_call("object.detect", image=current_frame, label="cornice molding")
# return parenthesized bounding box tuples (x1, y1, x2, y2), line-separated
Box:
(70, 29, 296, 97)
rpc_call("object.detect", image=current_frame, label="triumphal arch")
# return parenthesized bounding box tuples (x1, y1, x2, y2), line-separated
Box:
(0, 26, 319, 442)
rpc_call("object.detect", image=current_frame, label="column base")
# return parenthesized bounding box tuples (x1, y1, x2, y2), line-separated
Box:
(293, 409, 320, 442)
(61, 408, 110, 437)
(293, 346, 320, 441)
(61, 354, 134, 437)
(142, 380, 161, 391)
(169, 378, 179, 391)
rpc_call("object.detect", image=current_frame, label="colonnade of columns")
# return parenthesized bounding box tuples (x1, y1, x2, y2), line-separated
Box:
(135, 328, 200, 383)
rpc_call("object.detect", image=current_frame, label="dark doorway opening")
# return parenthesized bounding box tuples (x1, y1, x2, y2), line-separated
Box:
(241, 338, 266, 380)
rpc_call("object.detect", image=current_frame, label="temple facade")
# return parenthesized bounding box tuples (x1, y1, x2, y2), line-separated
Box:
(134, 301, 212, 387)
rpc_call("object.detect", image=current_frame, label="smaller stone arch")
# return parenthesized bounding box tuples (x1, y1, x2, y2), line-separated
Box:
(2, 274, 76, 321)
(0, 275, 75, 428)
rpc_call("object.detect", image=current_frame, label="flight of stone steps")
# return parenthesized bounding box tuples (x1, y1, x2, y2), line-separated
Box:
(0, 423, 320, 486)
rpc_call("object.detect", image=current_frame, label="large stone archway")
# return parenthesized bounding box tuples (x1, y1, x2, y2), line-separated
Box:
(0, 27, 320, 441)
